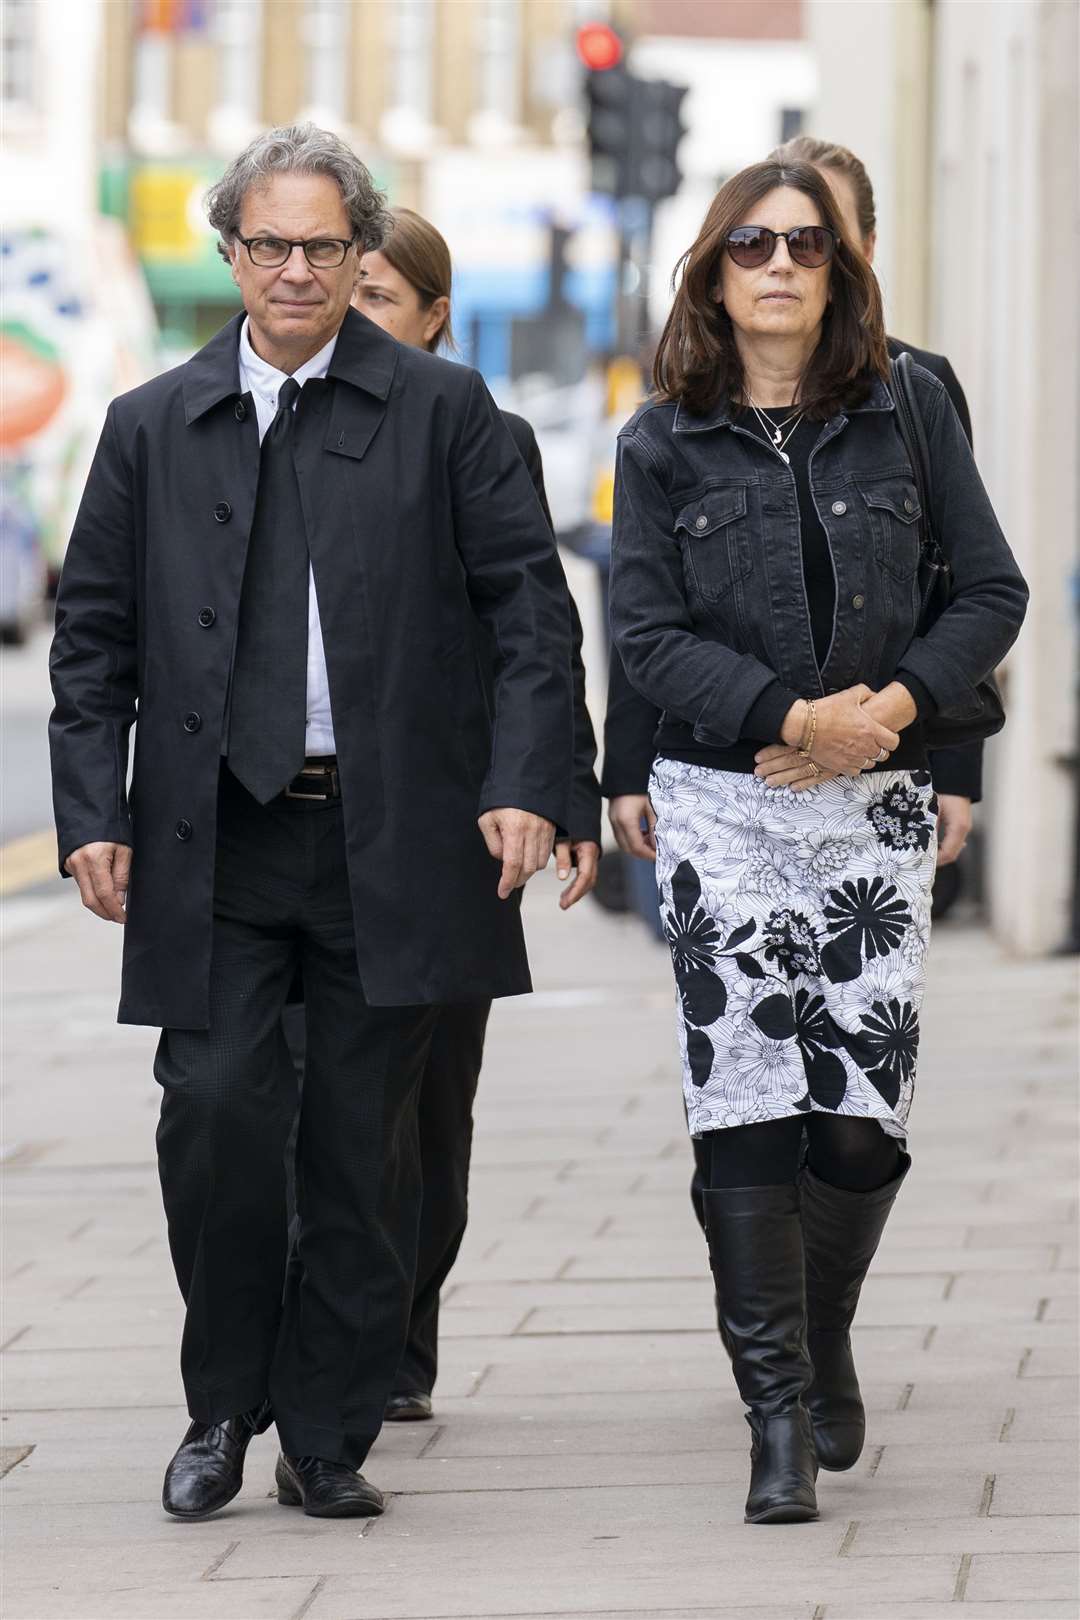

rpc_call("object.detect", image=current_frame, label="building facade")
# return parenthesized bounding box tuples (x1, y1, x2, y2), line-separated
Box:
(808, 0, 1080, 954)
(95, 0, 611, 359)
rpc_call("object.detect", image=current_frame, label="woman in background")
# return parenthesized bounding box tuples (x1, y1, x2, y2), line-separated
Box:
(351, 209, 602, 1420)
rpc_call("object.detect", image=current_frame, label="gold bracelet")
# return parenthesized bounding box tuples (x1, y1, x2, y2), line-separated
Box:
(797, 698, 817, 759)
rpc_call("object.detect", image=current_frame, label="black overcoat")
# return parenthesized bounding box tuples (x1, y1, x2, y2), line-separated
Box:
(49, 309, 574, 1027)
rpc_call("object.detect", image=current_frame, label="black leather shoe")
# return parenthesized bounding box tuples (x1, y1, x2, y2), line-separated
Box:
(162, 1400, 272, 1520)
(275, 1453, 385, 1518)
(384, 1391, 433, 1422)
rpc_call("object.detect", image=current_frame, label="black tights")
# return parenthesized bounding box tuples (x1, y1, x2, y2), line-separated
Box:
(704, 1115, 902, 1194)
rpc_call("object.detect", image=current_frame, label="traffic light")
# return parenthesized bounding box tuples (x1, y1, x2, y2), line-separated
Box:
(632, 78, 688, 204)
(577, 24, 687, 206)
(584, 65, 635, 196)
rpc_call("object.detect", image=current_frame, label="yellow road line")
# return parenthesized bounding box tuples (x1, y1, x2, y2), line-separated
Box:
(0, 829, 60, 897)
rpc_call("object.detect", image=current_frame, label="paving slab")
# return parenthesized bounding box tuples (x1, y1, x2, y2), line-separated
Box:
(2, 886, 1076, 1620)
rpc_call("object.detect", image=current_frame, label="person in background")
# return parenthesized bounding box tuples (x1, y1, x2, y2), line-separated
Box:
(321, 207, 600, 1422)
(605, 136, 982, 884)
(608, 157, 1026, 1523)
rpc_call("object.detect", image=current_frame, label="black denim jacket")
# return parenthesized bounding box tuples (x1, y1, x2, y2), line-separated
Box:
(609, 368, 1028, 751)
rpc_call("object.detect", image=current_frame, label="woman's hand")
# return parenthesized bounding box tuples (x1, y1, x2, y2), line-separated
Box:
(754, 744, 841, 791)
(608, 794, 657, 862)
(935, 794, 972, 866)
(858, 680, 918, 736)
(553, 838, 602, 907)
(779, 686, 900, 776)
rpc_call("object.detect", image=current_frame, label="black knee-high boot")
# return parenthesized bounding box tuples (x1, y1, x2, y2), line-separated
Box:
(703, 1184, 818, 1524)
(800, 1151, 910, 1471)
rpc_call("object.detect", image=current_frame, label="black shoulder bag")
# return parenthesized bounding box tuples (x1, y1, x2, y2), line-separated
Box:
(886, 350, 1005, 747)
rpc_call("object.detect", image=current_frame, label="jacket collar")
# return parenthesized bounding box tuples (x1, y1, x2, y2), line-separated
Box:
(182, 306, 399, 425)
(671, 372, 894, 434)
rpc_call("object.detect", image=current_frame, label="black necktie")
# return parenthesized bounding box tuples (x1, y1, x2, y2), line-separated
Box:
(227, 376, 309, 803)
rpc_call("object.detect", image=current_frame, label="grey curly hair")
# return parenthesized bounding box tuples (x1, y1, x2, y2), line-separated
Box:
(206, 123, 391, 257)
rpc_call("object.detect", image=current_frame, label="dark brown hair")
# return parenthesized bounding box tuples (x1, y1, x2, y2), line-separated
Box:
(652, 160, 888, 419)
(771, 135, 877, 241)
(378, 206, 456, 354)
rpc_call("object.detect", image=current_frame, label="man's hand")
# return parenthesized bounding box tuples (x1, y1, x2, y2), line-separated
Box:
(935, 793, 972, 866)
(608, 794, 656, 861)
(554, 839, 601, 909)
(478, 809, 556, 900)
(64, 841, 132, 924)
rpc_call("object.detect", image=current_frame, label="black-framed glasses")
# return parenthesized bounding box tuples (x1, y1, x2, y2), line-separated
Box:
(236, 234, 357, 269)
(725, 226, 836, 269)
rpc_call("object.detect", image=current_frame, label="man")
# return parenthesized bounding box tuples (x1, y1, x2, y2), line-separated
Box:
(49, 124, 573, 1522)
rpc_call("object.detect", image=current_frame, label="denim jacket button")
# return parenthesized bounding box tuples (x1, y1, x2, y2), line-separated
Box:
(695, 515, 708, 530)
(831, 500, 847, 516)
(852, 593, 866, 610)
(904, 497, 915, 513)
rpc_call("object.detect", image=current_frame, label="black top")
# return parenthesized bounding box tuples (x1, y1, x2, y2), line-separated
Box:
(604, 344, 985, 800)
(655, 406, 931, 776)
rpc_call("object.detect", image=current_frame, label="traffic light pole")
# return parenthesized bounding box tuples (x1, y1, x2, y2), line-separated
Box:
(616, 195, 655, 358)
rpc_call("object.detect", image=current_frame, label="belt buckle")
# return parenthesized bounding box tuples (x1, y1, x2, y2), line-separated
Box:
(285, 764, 338, 802)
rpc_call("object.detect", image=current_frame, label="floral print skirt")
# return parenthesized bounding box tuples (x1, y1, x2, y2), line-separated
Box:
(649, 760, 938, 1141)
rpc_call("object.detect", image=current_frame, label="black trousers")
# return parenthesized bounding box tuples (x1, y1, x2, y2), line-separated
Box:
(154, 769, 437, 1468)
(284, 997, 491, 1398)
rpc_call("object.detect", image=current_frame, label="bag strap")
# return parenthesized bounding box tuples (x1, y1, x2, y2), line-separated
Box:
(887, 351, 934, 533)
(886, 351, 950, 620)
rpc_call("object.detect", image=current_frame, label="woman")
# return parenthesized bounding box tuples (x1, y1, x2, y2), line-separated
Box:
(608, 160, 1027, 1524)
(606, 135, 981, 875)
(351, 208, 602, 1419)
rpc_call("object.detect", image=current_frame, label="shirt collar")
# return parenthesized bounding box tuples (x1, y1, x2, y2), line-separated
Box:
(238, 317, 340, 410)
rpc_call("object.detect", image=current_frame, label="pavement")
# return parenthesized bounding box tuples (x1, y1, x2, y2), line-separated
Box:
(2, 858, 1078, 1620)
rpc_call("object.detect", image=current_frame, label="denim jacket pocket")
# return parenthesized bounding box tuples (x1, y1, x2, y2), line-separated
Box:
(858, 476, 923, 582)
(674, 484, 753, 602)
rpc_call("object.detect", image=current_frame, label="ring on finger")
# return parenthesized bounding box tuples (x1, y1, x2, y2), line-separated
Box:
(875, 746, 890, 763)
(861, 756, 875, 770)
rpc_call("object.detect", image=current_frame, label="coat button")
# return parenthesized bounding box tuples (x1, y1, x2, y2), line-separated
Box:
(695, 514, 708, 530)
(175, 819, 193, 842)
(183, 712, 201, 733)
(198, 607, 216, 627)
(904, 497, 915, 513)
(234, 400, 247, 421)
(213, 502, 232, 523)
(831, 500, 847, 515)
(852, 593, 866, 610)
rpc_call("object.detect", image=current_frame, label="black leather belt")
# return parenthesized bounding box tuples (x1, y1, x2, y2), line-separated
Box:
(284, 759, 340, 801)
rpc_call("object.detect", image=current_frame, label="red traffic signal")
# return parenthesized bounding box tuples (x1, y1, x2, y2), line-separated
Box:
(576, 22, 623, 72)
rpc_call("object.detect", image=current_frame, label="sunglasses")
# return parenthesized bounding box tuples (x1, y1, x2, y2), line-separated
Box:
(724, 226, 836, 270)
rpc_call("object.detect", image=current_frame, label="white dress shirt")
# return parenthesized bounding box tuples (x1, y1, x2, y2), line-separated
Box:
(237, 317, 337, 757)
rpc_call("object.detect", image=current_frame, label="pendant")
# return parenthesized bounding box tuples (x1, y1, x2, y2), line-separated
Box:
(773, 428, 783, 445)
(780, 451, 790, 464)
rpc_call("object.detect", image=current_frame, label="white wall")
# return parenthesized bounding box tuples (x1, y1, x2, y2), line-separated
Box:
(931, 0, 1079, 953)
